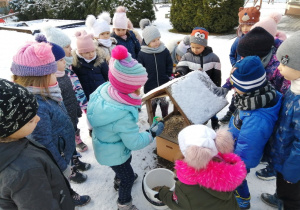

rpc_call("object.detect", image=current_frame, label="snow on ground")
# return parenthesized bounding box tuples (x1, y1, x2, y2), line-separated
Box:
(0, 1, 292, 209)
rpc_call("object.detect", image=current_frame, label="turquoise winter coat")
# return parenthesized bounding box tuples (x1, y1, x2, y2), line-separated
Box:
(87, 82, 153, 166)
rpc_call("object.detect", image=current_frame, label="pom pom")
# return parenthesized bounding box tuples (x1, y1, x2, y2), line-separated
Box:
(268, 12, 282, 24)
(182, 35, 190, 45)
(98, 12, 111, 24)
(111, 45, 128, 60)
(35, 33, 48, 43)
(86, 15, 96, 29)
(74, 31, 82, 38)
(116, 6, 126, 13)
(215, 129, 234, 154)
(184, 146, 213, 170)
(139, 18, 151, 30)
(33, 42, 54, 61)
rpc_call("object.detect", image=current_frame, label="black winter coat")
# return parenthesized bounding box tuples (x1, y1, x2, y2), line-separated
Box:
(137, 48, 173, 94)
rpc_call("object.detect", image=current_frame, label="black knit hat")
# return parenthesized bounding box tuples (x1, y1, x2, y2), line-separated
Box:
(237, 27, 274, 58)
(0, 79, 38, 138)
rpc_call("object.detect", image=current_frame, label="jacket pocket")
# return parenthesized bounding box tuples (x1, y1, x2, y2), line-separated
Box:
(58, 136, 66, 159)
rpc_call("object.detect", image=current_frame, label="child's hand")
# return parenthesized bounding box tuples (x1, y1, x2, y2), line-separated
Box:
(149, 118, 164, 138)
(174, 72, 181, 78)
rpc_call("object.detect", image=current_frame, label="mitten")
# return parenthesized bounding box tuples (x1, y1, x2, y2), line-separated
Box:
(213, 87, 229, 97)
(154, 193, 161, 201)
(149, 117, 164, 138)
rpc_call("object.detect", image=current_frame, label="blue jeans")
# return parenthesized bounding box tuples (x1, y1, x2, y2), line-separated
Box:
(236, 168, 251, 198)
(111, 156, 135, 204)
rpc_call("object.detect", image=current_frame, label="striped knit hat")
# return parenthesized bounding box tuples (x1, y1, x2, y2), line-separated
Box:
(11, 42, 57, 76)
(109, 45, 148, 94)
(230, 56, 267, 92)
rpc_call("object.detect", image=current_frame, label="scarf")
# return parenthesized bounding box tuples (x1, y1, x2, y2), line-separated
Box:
(141, 42, 166, 54)
(234, 82, 276, 110)
(261, 48, 273, 68)
(26, 82, 63, 102)
(291, 78, 300, 95)
(76, 50, 97, 63)
(65, 56, 73, 68)
(107, 84, 141, 106)
(120, 35, 127, 40)
(97, 38, 112, 48)
(55, 70, 65, 78)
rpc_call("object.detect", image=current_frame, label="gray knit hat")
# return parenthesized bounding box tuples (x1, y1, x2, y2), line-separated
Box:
(190, 27, 209, 47)
(140, 19, 161, 45)
(276, 30, 300, 71)
(0, 79, 38, 138)
(176, 35, 190, 56)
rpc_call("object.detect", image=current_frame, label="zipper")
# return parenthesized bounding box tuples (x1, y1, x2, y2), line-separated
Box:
(154, 54, 159, 87)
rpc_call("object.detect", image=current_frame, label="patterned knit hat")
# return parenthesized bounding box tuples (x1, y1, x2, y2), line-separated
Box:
(11, 42, 57, 76)
(231, 56, 267, 92)
(41, 25, 71, 48)
(112, 6, 128, 29)
(238, 6, 261, 25)
(276, 31, 300, 71)
(86, 12, 111, 37)
(0, 79, 38, 138)
(237, 27, 274, 58)
(74, 30, 96, 54)
(176, 35, 190, 57)
(190, 27, 209, 47)
(109, 45, 148, 94)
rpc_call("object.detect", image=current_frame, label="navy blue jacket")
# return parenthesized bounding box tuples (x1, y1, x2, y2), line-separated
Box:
(229, 35, 243, 66)
(111, 30, 141, 59)
(72, 49, 109, 100)
(138, 47, 173, 94)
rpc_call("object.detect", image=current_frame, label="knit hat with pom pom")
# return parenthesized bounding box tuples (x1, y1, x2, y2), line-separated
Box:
(140, 18, 161, 45)
(178, 125, 234, 170)
(112, 6, 128, 29)
(86, 12, 111, 37)
(74, 30, 95, 53)
(40, 25, 71, 48)
(108, 45, 148, 94)
(238, 6, 261, 25)
(176, 35, 190, 57)
(11, 41, 57, 76)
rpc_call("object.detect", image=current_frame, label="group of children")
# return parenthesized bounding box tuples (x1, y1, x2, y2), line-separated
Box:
(0, 4, 299, 210)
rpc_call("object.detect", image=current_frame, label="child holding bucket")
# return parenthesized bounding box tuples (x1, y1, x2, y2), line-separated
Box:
(155, 125, 246, 210)
(87, 45, 164, 210)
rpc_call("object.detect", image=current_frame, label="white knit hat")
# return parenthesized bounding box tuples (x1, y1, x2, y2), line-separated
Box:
(112, 6, 128, 29)
(86, 12, 111, 37)
(41, 25, 71, 48)
(176, 35, 190, 57)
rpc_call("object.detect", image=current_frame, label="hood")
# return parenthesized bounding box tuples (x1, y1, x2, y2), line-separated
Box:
(0, 138, 28, 172)
(175, 153, 247, 192)
(87, 82, 138, 128)
(187, 46, 213, 56)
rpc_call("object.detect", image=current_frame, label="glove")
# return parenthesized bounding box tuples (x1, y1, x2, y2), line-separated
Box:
(213, 87, 229, 97)
(154, 193, 161, 201)
(63, 164, 72, 179)
(149, 119, 164, 138)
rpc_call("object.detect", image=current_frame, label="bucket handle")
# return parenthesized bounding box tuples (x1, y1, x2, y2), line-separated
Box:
(142, 173, 166, 207)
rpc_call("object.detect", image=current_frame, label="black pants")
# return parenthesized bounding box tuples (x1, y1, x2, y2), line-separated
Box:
(151, 97, 169, 118)
(277, 172, 300, 210)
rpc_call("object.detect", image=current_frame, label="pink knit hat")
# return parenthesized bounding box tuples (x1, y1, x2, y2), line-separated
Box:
(74, 30, 96, 53)
(11, 42, 57, 76)
(109, 45, 147, 94)
(112, 6, 128, 29)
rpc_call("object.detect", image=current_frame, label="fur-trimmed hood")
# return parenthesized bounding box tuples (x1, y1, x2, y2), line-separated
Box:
(72, 46, 107, 67)
(175, 153, 247, 192)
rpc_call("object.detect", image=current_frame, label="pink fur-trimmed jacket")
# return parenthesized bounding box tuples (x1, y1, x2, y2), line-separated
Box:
(157, 153, 247, 210)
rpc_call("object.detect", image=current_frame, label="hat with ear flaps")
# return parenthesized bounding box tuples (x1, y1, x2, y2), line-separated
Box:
(178, 125, 234, 170)
(238, 6, 261, 25)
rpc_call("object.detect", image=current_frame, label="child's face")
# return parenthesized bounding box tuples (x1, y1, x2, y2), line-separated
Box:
(57, 58, 66, 71)
(99, 31, 110, 40)
(8, 115, 40, 139)
(63, 45, 72, 57)
(176, 54, 182, 61)
(148, 37, 161, 48)
(49, 73, 57, 86)
(241, 25, 252, 35)
(234, 87, 245, 95)
(191, 43, 205, 55)
(278, 63, 300, 81)
(114, 28, 127, 37)
(80, 50, 96, 60)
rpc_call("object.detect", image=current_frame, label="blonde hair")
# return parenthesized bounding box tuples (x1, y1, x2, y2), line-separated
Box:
(12, 75, 51, 96)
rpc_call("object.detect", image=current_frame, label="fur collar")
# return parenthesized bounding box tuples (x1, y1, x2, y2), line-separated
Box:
(175, 153, 246, 192)
(72, 46, 106, 67)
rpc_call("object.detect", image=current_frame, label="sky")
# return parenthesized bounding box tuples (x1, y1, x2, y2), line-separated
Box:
(0, 1, 294, 209)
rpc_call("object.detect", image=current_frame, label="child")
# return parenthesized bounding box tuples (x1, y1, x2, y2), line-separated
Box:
(0, 79, 75, 209)
(87, 45, 163, 210)
(220, 6, 260, 124)
(11, 41, 91, 206)
(228, 56, 282, 209)
(175, 27, 222, 130)
(260, 31, 300, 210)
(111, 6, 141, 59)
(41, 25, 89, 152)
(86, 12, 117, 60)
(155, 125, 247, 210)
(137, 20, 173, 118)
(169, 35, 190, 67)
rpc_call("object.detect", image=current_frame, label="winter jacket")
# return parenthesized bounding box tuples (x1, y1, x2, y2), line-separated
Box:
(87, 82, 153, 166)
(0, 138, 74, 210)
(175, 47, 222, 87)
(72, 47, 109, 100)
(266, 89, 300, 183)
(137, 47, 173, 94)
(57, 72, 82, 128)
(158, 153, 246, 210)
(27, 95, 75, 172)
(65, 66, 88, 111)
(111, 30, 141, 59)
(229, 35, 243, 66)
(228, 92, 282, 169)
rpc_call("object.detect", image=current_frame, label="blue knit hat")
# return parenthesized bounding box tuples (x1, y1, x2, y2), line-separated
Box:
(230, 56, 267, 92)
(35, 34, 65, 61)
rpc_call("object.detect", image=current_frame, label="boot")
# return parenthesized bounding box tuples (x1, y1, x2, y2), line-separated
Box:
(211, 118, 220, 130)
(114, 173, 138, 191)
(73, 154, 91, 171)
(69, 166, 87, 184)
(75, 129, 88, 152)
(219, 111, 233, 124)
(72, 191, 91, 207)
(235, 191, 251, 209)
(255, 165, 276, 180)
(117, 200, 138, 210)
(260, 193, 279, 208)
